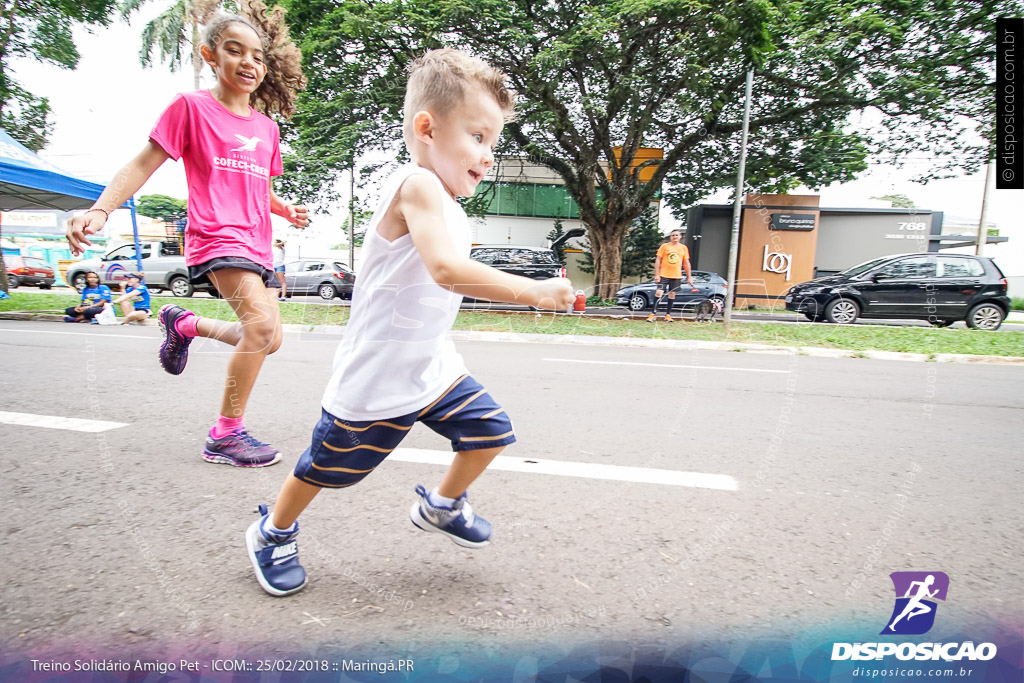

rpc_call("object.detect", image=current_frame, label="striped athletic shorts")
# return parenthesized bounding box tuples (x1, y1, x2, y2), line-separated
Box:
(293, 375, 516, 489)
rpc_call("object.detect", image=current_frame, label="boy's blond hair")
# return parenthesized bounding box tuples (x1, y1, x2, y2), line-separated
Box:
(403, 48, 515, 146)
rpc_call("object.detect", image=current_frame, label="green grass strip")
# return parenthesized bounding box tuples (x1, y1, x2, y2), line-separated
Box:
(3, 291, 1022, 357)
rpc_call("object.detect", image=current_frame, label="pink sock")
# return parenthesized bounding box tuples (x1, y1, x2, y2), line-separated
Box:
(174, 311, 199, 338)
(211, 415, 244, 439)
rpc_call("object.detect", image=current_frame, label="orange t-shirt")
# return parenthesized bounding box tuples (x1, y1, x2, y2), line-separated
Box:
(656, 242, 690, 279)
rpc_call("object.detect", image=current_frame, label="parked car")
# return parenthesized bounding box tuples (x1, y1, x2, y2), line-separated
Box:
(65, 240, 214, 297)
(4, 254, 55, 289)
(615, 271, 728, 311)
(282, 259, 356, 300)
(784, 253, 1010, 329)
(469, 245, 567, 280)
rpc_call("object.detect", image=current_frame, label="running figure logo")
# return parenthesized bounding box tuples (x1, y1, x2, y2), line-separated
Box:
(881, 572, 949, 635)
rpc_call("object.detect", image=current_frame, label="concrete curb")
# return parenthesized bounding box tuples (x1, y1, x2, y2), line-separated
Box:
(2, 311, 1022, 365)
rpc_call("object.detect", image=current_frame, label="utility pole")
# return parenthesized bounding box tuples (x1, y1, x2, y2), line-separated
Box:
(976, 159, 993, 256)
(723, 69, 754, 333)
(349, 163, 356, 269)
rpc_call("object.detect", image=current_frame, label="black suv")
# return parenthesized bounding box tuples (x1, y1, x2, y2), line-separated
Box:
(785, 253, 1010, 330)
(469, 245, 566, 279)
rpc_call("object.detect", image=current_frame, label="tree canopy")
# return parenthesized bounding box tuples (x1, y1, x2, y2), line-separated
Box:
(0, 0, 118, 150)
(137, 193, 188, 222)
(279, 0, 1016, 296)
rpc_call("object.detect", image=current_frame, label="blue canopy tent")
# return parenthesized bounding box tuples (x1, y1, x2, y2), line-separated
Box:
(0, 128, 143, 275)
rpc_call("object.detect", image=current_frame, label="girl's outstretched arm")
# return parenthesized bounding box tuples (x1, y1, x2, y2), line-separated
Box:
(65, 142, 171, 255)
(270, 188, 308, 228)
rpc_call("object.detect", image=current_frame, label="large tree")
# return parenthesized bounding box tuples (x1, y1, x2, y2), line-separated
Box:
(119, 0, 229, 89)
(0, 0, 117, 151)
(279, 0, 1013, 297)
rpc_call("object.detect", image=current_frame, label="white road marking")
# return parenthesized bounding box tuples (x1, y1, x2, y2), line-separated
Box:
(543, 357, 789, 373)
(0, 411, 128, 433)
(0, 327, 152, 339)
(389, 448, 738, 490)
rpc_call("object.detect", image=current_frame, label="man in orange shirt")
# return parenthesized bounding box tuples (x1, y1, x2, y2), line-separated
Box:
(647, 229, 693, 322)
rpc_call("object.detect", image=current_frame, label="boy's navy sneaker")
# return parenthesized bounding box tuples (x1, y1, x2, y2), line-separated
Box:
(157, 304, 194, 375)
(409, 485, 492, 548)
(204, 429, 281, 467)
(245, 504, 306, 596)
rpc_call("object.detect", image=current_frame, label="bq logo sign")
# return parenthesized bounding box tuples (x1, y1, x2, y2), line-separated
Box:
(881, 571, 948, 635)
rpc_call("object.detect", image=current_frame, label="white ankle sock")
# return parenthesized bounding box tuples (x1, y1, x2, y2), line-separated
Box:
(427, 488, 456, 508)
(264, 517, 298, 541)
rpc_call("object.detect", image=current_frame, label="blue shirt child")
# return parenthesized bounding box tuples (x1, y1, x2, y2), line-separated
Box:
(80, 285, 112, 308)
(127, 284, 151, 311)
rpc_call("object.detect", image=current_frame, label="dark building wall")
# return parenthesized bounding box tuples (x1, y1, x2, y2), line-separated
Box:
(686, 210, 731, 275)
(815, 212, 934, 273)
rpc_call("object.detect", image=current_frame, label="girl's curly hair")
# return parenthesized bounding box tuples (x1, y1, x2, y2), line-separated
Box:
(201, 0, 306, 119)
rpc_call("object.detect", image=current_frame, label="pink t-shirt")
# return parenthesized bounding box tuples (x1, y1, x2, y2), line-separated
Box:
(149, 90, 283, 268)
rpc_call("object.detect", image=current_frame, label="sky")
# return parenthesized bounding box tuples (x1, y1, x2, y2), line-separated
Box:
(9, 2, 1022, 275)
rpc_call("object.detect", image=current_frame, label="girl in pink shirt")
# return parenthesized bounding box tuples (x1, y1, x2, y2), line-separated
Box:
(66, 8, 307, 468)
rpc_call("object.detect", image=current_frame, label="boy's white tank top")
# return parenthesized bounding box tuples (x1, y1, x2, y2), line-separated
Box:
(321, 164, 471, 421)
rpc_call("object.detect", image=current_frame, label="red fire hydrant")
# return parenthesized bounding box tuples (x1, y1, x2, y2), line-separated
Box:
(573, 290, 587, 313)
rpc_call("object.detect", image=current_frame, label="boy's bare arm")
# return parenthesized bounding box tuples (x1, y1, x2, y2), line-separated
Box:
(65, 142, 171, 255)
(398, 175, 575, 310)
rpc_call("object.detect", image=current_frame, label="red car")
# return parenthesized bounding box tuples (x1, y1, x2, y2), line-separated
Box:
(4, 254, 56, 289)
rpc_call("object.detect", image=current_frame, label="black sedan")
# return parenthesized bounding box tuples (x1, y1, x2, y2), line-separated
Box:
(615, 271, 728, 311)
(785, 253, 1010, 329)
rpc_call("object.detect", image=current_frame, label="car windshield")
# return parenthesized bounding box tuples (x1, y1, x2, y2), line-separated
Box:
(840, 256, 893, 277)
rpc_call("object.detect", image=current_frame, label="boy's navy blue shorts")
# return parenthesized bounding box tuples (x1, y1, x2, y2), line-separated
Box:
(293, 375, 516, 489)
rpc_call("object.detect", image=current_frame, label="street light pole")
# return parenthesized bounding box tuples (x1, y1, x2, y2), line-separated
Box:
(723, 69, 754, 333)
(975, 159, 993, 256)
(349, 163, 356, 269)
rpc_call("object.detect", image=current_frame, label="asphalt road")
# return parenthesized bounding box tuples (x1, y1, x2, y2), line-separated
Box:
(0, 320, 1020, 661)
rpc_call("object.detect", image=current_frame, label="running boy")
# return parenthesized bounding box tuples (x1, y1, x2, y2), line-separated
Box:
(245, 49, 576, 596)
(66, 6, 307, 467)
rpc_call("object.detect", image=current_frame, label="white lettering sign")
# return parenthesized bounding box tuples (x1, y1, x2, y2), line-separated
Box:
(762, 245, 792, 281)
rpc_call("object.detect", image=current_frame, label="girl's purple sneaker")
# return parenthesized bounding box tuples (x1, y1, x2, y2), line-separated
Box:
(203, 428, 281, 467)
(157, 304, 195, 375)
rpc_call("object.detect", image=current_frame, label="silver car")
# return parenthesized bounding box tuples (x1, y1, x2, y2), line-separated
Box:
(282, 259, 356, 300)
(65, 240, 213, 297)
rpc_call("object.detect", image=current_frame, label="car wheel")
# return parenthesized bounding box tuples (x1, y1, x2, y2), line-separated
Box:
(824, 297, 859, 325)
(169, 275, 194, 298)
(71, 272, 87, 292)
(318, 283, 337, 300)
(965, 303, 1005, 330)
(930, 319, 953, 328)
(628, 292, 649, 311)
(6, 274, 18, 289)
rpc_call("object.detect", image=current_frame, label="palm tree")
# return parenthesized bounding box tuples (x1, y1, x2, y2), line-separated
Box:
(119, 0, 228, 89)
